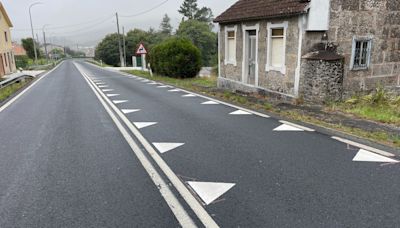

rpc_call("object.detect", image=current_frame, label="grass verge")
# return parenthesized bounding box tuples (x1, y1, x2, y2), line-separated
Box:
(0, 79, 33, 102)
(123, 70, 399, 149)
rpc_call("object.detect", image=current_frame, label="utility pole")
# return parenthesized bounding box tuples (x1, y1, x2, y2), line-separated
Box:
(115, 12, 125, 67)
(122, 26, 127, 67)
(29, 2, 42, 65)
(42, 24, 49, 63)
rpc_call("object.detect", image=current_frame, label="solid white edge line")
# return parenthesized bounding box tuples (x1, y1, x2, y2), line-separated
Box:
(75, 63, 219, 228)
(74, 63, 198, 228)
(85, 62, 269, 119)
(331, 136, 395, 157)
(279, 120, 315, 132)
(0, 61, 64, 113)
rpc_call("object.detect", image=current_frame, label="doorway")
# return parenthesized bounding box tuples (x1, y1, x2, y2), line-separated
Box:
(243, 29, 258, 85)
(0, 54, 5, 77)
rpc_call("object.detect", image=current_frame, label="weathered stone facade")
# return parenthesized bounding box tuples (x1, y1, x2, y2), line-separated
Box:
(304, 0, 400, 94)
(216, 0, 400, 101)
(219, 16, 301, 97)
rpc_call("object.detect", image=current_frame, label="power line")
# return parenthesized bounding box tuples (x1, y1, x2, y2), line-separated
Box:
(119, 0, 170, 18)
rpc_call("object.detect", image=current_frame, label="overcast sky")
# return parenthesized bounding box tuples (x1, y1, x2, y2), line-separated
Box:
(4, 0, 236, 47)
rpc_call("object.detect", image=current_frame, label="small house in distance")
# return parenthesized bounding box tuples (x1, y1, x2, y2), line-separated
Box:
(214, 0, 400, 102)
(0, 2, 16, 77)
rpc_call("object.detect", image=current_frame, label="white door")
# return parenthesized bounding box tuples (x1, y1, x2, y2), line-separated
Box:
(244, 30, 257, 85)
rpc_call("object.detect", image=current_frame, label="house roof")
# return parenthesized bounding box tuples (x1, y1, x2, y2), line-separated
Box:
(214, 0, 310, 24)
(0, 2, 13, 27)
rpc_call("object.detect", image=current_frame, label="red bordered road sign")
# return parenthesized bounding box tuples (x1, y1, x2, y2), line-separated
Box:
(136, 43, 147, 55)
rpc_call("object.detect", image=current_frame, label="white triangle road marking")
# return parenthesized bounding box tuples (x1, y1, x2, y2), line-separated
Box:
(202, 101, 219, 105)
(96, 82, 106, 85)
(148, 82, 158, 85)
(187, 181, 236, 205)
(98, 85, 109, 88)
(102, 89, 114, 92)
(134, 122, 157, 129)
(168, 89, 181, 92)
(157, 85, 169, 88)
(113, 100, 128, 104)
(182, 94, 196, 97)
(106, 94, 120, 97)
(353, 149, 399, 163)
(121, 109, 140, 114)
(153, 143, 185, 154)
(229, 110, 252, 115)
(273, 124, 304, 131)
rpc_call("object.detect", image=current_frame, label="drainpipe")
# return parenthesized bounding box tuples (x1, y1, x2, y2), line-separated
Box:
(294, 15, 306, 97)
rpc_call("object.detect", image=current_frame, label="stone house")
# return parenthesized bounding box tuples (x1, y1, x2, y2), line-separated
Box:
(214, 0, 400, 102)
(0, 2, 16, 77)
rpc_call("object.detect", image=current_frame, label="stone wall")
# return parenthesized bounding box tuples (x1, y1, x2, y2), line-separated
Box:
(300, 51, 345, 103)
(304, 0, 400, 95)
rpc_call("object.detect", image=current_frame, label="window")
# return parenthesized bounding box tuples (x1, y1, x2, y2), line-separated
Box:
(266, 22, 288, 74)
(351, 37, 372, 70)
(225, 26, 237, 65)
(4, 31, 7, 43)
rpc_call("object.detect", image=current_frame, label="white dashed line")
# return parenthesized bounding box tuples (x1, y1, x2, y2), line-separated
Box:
(98, 85, 109, 88)
(102, 89, 114, 92)
(332, 136, 395, 157)
(182, 94, 196, 97)
(169, 89, 181, 92)
(106, 94, 120, 97)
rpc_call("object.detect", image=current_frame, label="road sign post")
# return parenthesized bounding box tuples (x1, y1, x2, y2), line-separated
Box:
(136, 43, 148, 71)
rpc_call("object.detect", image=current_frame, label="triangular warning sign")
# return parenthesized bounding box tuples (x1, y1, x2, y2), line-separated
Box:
(353, 149, 399, 163)
(187, 181, 236, 205)
(136, 43, 147, 55)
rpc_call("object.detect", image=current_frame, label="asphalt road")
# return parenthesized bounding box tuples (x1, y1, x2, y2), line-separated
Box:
(1, 59, 399, 227)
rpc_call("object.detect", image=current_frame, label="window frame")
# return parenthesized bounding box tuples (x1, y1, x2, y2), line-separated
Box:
(266, 21, 288, 74)
(224, 25, 237, 66)
(350, 36, 372, 71)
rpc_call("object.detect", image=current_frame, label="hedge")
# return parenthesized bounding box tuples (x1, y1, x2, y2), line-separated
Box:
(149, 37, 201, 78)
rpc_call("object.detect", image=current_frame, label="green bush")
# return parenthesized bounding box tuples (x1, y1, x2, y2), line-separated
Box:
(15, 55, 30, 69)
(149, 37, 201, 78)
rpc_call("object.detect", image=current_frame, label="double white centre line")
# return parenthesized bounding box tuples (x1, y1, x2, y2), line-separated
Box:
(74, 62, 219, 228)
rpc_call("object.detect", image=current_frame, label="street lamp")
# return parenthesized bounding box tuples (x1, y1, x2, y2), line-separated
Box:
(29, 2, 43, 64)
(42, 24, 50, 62)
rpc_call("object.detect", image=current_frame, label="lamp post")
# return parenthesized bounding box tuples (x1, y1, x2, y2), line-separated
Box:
(42, 24, 50, 63)
(29, 2, 43, 64)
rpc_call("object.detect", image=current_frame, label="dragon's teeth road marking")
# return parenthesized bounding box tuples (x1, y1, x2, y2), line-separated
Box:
(182, 94, 196, 97)
(202, 101, 219, 105)
(113, 100, 128, 104)
(106, 94, 120, 97)
(134, 122, 158, 129)
(169, 89, 181, 92)
(229, 110, 252, 115)
(148, 82, 158, 85)
(96, 82, 106, 85)
(121, 109, 140, 114)
(98, 85, 109, 88)
(273, 124, 304, 131)
(153, 143, 185, 154)
(353, 149, 399, 163)
(102, 89, 114, 92)
(187, 182, 236, 205)
(157, 85, 169, 88)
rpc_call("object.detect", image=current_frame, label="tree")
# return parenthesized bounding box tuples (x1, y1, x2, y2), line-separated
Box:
(176, 20, 217, 66)
(160, 14, 173, 35)
(178, 0, 213, 24)
(178, 0, 198, 20)
(95, 33, 123, 66)
(21, 38, 41, 59)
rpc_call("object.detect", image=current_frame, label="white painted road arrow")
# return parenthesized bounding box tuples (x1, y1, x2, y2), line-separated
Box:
(134, 122, 157, 129)
(153, 143, 185, 154)
(187, 181, 236, 205)
(113, 100, 128, 104)
(353, 149, 399, 163)
(121, 109, 140, 114)
(273, 124, 304, 131)
(202, 101, 219, 105)
(230, 110, 252, 115)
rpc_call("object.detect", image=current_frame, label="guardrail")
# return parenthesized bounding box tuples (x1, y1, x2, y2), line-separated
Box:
(0, 73, 35, 89)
